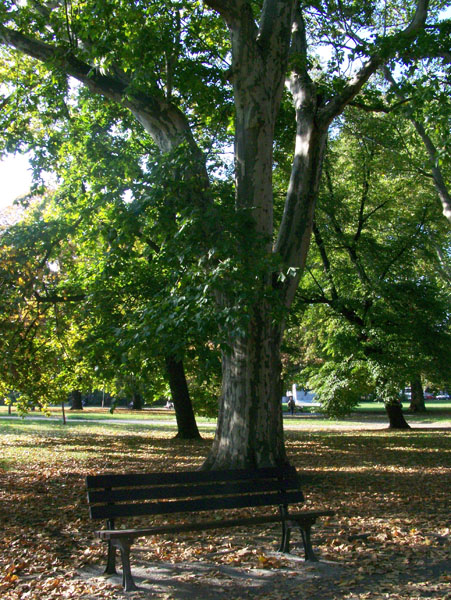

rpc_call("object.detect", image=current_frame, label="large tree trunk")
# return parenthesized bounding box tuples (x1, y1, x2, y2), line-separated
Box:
(204, 3, 323, 469)
(201, 2, 296, 469)
(410, 375, 426, 412)
(70, 390, 83, 410)
(165, 355, 201, 440)
(204, 309, 286, 469)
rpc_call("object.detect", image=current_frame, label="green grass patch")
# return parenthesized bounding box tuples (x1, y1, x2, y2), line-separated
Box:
(0, 405, 218, 424)
(356, 400, 451, 413)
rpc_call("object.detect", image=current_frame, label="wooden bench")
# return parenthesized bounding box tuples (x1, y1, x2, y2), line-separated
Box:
(86, 465, 334, 591)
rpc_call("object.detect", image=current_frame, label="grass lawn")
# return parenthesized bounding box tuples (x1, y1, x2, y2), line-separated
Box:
(0, 405, 214, 420)
(355, 400, 451, 415)
(1, 399, 450, 427)
(0, 418, 449, 599)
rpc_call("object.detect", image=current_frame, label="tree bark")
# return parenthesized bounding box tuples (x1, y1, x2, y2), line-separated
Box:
(410, 375, 426, 412)
(201, 1, 297, 469)
(204, 307, 286, 469)
(165, 355, 201, 440)
(70, 390, 83, 410)
(385, 402, 411, 429)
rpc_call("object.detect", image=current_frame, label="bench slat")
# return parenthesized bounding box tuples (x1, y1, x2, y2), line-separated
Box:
(96, 509, 335, 540)
(86, 465, 297, 490)
(97, 513, 286, 539)
(87, 472, 301, 505)
(89, 489, 305, 520)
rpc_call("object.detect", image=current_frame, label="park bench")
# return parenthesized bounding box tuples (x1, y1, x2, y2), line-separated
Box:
(86, 465, 335, 591)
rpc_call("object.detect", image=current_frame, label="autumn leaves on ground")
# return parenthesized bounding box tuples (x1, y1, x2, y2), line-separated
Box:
(0, 416, 449, 600)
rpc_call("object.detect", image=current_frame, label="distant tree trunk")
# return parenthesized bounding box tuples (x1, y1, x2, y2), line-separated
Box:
(410, 375, 426, 412)
(130, 392, 143, 411)
(385, 402, 411, 429)
(165, 355, 201, 440)
(70, 390, 83, 410)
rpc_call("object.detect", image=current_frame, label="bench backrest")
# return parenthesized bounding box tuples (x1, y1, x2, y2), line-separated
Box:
(86, 465, 304, 521)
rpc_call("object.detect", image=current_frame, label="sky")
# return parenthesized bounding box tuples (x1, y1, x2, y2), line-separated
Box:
(0, 153, 33, 210)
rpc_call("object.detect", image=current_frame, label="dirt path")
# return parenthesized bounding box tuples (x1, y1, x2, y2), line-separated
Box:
(79, 552, 451, 600)
(80, 553, 346, 600)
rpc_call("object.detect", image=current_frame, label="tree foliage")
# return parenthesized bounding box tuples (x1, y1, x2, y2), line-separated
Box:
(290, 107, 450, 417)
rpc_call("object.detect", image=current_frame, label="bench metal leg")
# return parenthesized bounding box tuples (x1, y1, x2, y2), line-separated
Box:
(280, 517, 320, 561)
(279, 505, 291, 553)
(297, 522, 318, 561)
(112, 539, 139, 591)
(104, 540, 117, 575)
(278, 521, 291, 553)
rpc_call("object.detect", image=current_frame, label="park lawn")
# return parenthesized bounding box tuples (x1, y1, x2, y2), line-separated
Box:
(355, 400, 451, 416)
(2, 401, 450, 427)
(0, 405, 217, 422)
(0, 419, 449, 600)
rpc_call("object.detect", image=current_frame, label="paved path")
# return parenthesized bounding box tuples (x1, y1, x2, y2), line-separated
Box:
(2, 413, 449, 430)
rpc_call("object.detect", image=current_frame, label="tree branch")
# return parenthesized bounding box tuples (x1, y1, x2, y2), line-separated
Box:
(313, 221, 338, 302)
(258, 0, 295, 50)
(203, 0, 243, 25)
(298, 287, 366, 329)
(349, 98, 411, 113)
(353, 147, 374, 244)
(404, 0, 430, 36)
(0, 24, 196, 152)
(275, 8, 322, 308)
(436, 245, 451, 283)
(320, 0, 430, 125)
(305, 264, 328, 299)
(363, 200, 391, 224)
(383, 67, 451, 223)
(378, 213, 428, 282)
(322, 166, 371, 287)
(34, 291, 85, 303)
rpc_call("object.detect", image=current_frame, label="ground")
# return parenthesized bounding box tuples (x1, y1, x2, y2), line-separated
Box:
(0, 408, 449, 599)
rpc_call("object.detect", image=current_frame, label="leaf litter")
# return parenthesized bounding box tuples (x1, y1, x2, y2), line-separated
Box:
(0, 423, 449, 599)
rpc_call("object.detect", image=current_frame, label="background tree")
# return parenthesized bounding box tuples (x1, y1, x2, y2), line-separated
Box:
(0, 197, 95, 412)
(290, 107, 450, 427)
(0, 184, 214, 437)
